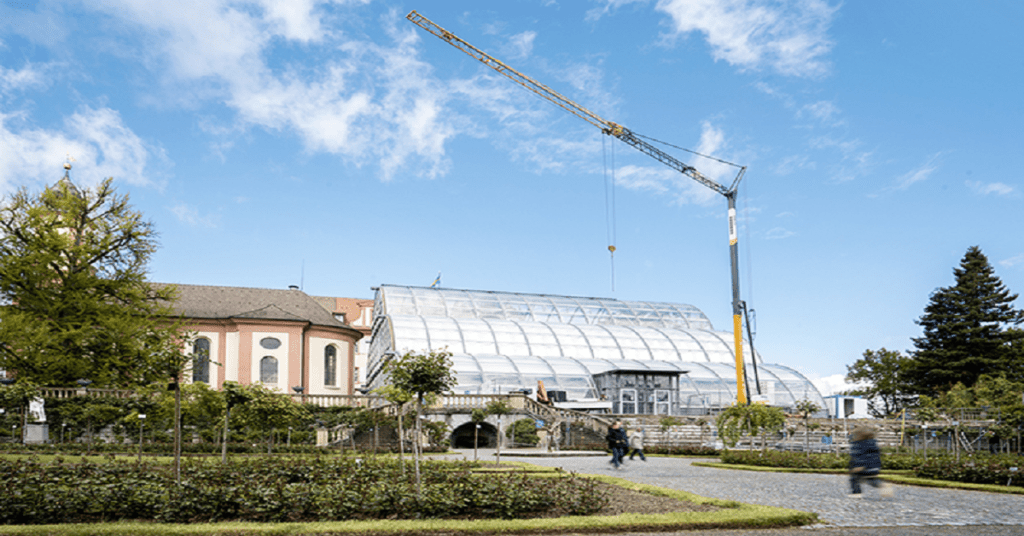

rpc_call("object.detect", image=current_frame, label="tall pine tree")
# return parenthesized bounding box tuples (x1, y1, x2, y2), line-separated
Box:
(909, 246, 1024, 395)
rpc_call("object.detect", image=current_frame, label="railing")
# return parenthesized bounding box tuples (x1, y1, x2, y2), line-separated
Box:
(38, 387, 136, 399)
(286, 394, 381, 408)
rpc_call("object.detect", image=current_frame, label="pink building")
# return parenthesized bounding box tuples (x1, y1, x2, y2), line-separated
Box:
(165, 284, 364, 396)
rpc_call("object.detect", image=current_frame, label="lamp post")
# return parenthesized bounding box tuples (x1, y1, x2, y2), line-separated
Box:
(137, 414, 146, 462)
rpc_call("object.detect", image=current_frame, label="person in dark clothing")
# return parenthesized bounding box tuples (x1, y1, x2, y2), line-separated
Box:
(848, 425, 892, 498)
(606, 421, 628, 469)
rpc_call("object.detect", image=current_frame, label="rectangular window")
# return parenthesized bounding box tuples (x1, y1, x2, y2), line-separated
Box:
(620, 389, 636, 414)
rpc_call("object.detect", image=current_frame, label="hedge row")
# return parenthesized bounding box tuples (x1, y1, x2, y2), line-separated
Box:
(720, 449, 1024, 487)
(0, 442, 447, 456)
(720, 449, 928, 471)
(645, 445, 721, 457)
(0, 456, 608, 525)
(916, 455, 1024, 486)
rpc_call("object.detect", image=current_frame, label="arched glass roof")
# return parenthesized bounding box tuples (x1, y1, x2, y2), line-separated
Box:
(368, 285, 824, 411)
(375, 314, 756, 367)
(374, 285, 713, 331)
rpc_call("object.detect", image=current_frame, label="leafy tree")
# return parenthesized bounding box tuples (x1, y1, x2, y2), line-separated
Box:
(384, 349, 456, 494)
(485, 399, 512, 465)
(231, 382, 309, 454)
(470, 407, 488, 461)
(845, 348, 915, 417)
(909, 246, 1024, 395)
(0, 174, 179, 387)
(0, 379, 39, 442)
(506, 418, 540, 446)
(376, 384, 413, 471)
(793, 399, 820, 455)
(716, 404, 786, 452)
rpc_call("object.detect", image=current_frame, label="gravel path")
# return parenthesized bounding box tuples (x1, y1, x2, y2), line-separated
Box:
(443, 449, 1024, 529)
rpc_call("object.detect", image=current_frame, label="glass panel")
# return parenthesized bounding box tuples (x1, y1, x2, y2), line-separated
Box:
(620, 388, 636, 414)
(324, 345, 337, 386)
(260, 337, 281, 350)
(260, 356, 278, 384)
(655, 389, 671, 415)
(192, 338, 210, 384)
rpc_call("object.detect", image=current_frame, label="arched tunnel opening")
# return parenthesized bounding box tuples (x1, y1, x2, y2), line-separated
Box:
(451, 421, 498, 448)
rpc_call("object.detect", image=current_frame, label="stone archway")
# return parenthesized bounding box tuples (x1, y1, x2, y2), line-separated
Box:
(451, 421, 498, 448)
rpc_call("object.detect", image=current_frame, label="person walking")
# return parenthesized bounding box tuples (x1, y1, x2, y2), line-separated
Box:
(628, 428, 646, 461)
(606, 421, 628, 469)
(848, 425, 892, 498)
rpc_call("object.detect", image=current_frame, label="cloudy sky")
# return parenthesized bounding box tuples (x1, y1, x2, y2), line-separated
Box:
(2, 0, 1021, 393)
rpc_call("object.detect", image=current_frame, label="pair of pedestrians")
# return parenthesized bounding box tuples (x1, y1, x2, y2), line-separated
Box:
(606, 422, 646, 469)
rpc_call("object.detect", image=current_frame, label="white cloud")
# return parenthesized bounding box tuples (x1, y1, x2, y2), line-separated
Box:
(507, 31, 537, 59)
(609, 121, 738, 206)
(966, 180, 1013, 196)
(764, 226, 794, 240)
(585, 0, 649, 21)
(0, 106, 157, 193)
(809, 135, 874, 183)
(655, 0, 838, 78)
(894, 153, 940, 190)
(807, 372, 863, 397)
(170, 203, 219, 228)
(774, 154, 814, 176)
(84, 1, 456, 180)
(0, 64, 47, 94)
(799, 100, 842, 124)
(999, 253, 1024, 269)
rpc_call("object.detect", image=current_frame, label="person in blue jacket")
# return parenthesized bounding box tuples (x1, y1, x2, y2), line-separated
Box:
(848, 425, 892, 498)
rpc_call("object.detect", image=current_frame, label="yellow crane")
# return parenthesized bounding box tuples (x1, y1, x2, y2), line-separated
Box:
(408, 10, 753, 405)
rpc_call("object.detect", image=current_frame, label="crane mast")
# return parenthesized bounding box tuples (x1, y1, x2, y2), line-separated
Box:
(408, 10, 752, 405)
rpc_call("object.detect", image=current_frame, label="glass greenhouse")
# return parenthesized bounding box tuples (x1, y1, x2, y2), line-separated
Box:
(367, 285, 824, 414)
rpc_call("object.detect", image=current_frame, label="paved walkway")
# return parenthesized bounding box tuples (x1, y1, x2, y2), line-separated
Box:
(440, 449, 1024, 528)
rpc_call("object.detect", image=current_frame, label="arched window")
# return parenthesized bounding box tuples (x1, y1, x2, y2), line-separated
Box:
(324, 345, 337, 386)
(260, 356, 278, 384)
(192, 338, 211, 384)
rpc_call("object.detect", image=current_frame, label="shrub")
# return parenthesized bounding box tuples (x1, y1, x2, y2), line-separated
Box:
(506, 418, 540, 446)
(0, 456, 608, 524)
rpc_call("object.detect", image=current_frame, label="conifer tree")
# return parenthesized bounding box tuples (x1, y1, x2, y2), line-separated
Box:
(0, 170, 179, 387)
(909, 246, 1024, 395)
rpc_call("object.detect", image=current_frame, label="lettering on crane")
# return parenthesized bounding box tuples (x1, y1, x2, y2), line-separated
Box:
(728, 207, 737, 246)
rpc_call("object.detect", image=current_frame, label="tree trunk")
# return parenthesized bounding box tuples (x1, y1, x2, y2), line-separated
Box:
(221, 407, 230, 463)
(474, 423, 479, 461)
(414, 396, 422, 496)
(495, 415, 502, 466)
(174, 380, 181, 485)
(398, 409, 405, 477)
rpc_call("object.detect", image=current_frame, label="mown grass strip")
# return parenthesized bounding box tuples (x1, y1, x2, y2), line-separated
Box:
(695, 461, 1024, 495)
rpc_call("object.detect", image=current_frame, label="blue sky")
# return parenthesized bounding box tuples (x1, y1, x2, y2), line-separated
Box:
(2, 0, 1022, 394)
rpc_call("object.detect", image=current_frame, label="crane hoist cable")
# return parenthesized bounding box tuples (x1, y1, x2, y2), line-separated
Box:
(603, 136, 617, 291)
(408, 10, 754, 404)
